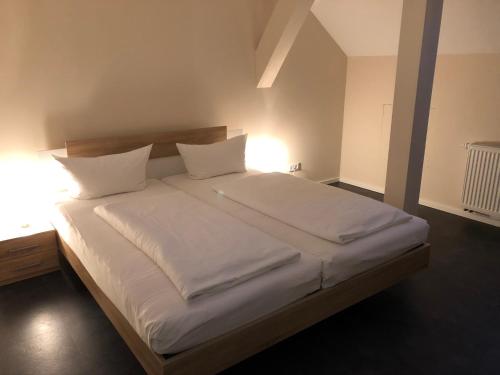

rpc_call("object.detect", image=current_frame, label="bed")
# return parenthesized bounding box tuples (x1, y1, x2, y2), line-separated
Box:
(163, 171, 429, 288)
(51, 179, 322, 353)
(52, 126, 430, 375)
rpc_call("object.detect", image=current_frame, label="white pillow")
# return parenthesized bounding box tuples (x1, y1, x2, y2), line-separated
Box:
(53, 145, 152, 199)
(177, 134, 247, 179)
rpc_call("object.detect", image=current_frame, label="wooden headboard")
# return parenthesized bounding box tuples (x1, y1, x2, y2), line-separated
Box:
(65, 126, 227, 158)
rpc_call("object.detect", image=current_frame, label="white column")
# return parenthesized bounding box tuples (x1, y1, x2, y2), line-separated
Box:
(384, 0, 443, 214)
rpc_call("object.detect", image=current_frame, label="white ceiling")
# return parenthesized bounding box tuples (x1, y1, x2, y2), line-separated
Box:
(311, 0, 500, 56)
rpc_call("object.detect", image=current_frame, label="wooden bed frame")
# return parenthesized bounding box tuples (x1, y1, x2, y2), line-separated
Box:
(56, 126, 431, 375)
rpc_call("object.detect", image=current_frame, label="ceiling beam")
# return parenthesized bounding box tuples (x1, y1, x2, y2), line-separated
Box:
(256, 0, 314, 88)
(384, 0, 443, 214)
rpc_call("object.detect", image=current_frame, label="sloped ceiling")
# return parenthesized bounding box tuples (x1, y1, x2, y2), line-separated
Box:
(311, 0, 500, 56)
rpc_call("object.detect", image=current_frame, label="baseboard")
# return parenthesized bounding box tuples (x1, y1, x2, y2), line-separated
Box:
(317, 176, 340, 184)
(418, 199, 500, 227)
(338, 177, 499, 228)
(338, 177, 385, 194)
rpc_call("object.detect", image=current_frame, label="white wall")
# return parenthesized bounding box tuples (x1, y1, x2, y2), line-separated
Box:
(0, 0, 347, 182)
(341, 54, 500, 215)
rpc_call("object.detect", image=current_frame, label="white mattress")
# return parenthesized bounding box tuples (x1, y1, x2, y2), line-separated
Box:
(162, 172, 429, 288)
(50, 180, 322, 354)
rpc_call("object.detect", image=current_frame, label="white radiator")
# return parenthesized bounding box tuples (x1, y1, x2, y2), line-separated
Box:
(462, 142, 500, 220)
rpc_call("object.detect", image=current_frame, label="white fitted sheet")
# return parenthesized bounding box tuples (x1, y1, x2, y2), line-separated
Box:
(162, 172, 429, 288)
(50, 179, 322, 354)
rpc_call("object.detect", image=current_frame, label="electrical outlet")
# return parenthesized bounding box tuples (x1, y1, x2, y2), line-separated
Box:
(289, 162, 302, 173)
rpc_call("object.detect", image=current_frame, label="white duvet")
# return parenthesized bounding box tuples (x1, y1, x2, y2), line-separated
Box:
(213, 173, 412, 244)
(94, 190, 300, 300)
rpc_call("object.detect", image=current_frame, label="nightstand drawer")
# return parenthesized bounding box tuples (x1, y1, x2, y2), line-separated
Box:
(0, 231, 57, 261)
(0, 248, 59, 285)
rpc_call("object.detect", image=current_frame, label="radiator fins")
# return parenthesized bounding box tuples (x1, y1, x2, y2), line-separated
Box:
(462, 143, 500, 220)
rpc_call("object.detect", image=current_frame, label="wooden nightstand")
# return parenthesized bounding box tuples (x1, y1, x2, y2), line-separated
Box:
(0, 228, 59, 286)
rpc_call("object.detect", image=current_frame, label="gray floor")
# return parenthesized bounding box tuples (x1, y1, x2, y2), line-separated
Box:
(1, 182, 499, 375)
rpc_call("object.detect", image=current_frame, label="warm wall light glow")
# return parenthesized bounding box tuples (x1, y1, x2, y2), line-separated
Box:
(246, 136, 289, 173)
(0, 156, 43, 226)
(0, 153, 64, 238)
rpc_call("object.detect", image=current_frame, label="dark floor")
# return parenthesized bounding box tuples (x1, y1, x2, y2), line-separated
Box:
(1, 182, 499, 375)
